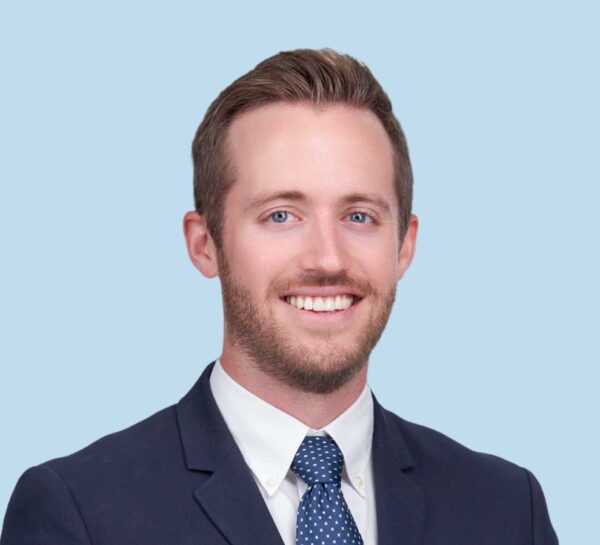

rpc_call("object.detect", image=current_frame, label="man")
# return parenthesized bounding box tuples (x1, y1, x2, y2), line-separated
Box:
(1, 48, 558, 544)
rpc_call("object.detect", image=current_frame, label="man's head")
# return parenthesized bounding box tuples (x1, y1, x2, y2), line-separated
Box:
(185, 49, 417, 394)
(191, 48, 414, 249)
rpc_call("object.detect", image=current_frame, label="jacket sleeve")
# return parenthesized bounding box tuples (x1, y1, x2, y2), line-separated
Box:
(0, 465, 92, 545)
(524, 468, 559, 544)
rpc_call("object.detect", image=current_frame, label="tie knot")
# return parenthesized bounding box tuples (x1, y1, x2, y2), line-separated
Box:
(291, 435, 344, 485)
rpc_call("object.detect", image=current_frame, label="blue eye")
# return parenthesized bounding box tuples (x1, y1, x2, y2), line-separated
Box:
(349, 212, 370, 223)
(265, 210, 372, 225)
(269, 211, 290, 223)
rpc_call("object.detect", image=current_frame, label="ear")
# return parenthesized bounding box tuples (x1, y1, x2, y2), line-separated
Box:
(183, 211, 219, 278)
(397, 214, 418, 281)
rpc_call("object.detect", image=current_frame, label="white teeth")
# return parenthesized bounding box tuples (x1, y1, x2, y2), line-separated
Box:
(284, 295, 355, 312)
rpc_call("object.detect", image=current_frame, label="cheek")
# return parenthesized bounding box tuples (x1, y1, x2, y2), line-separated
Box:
(227, 230, 295, 290)
(349, 235, 400, 282)
(366, 257, 399, 292)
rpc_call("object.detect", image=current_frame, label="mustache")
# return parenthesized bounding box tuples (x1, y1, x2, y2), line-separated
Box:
(270, 271, 377, 297)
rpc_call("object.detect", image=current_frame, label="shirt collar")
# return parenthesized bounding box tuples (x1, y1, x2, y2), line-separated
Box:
(209, 358, 373, 498)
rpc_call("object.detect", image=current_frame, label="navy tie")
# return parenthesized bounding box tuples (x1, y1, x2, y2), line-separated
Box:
(291, 435, 364, 545)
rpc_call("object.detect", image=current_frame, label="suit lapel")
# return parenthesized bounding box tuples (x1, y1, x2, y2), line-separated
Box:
(372, 395, 425, 545)
(176, 363, 424, 545)
(176, 362, 284, 545)
(193, 448, 286, 545)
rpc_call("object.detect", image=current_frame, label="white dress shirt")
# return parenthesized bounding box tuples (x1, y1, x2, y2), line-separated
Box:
(209, 359, 378, 545)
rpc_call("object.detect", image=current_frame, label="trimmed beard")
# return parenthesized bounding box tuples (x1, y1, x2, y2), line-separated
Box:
(217, 248, 396, 394)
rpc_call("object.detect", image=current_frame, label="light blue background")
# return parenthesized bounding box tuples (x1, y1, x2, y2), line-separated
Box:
(1, 1, 598, 542)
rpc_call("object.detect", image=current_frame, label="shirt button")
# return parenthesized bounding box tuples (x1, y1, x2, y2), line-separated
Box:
(266, 475, 277, 489)
(354, 475, 363, 488)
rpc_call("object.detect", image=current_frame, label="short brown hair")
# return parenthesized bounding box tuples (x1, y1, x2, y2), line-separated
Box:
(191, 48, 413, 248)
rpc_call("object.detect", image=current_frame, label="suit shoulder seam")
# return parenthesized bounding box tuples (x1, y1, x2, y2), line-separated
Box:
(523, 467, 534, 545)
(40, 464, 94, 545)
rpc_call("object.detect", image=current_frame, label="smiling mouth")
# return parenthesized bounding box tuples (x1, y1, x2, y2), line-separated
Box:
(282, 295, 361, 313)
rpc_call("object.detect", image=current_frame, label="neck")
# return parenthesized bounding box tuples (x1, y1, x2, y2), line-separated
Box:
(219, 342, 368, 430)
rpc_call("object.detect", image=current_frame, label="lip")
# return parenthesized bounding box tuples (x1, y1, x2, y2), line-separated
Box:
(279, 294, 362, 327)
(279, 286, 364, 298)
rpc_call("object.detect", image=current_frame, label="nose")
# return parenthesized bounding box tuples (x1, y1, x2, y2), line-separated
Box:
(298, 215, 349, 274)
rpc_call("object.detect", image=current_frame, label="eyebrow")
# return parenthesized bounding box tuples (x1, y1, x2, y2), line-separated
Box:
(244, 190, 392, 215)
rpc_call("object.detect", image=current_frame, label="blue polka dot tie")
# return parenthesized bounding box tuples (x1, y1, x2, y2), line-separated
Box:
(291, 435, 364, 545)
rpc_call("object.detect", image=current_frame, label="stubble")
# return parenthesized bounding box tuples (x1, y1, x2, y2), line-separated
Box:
(217, 249, 396, 394)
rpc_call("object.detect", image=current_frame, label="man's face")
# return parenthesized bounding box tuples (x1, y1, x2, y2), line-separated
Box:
(216, 102, 415, 394)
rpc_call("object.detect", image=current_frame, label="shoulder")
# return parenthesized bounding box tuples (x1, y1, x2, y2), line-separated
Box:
(5, 403, 186, 520)
(387, 407, 524, 471)
(1, 405, 182, 544)
(383, 408, 558, 542)
(380, 406, 533, 500)
(39, 404, 182, 486)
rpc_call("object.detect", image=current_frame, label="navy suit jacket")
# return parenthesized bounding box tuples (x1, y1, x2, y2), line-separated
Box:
(1, 362, 558, 544)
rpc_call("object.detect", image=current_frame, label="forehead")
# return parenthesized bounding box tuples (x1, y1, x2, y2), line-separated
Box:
(225, 102, 397, 206)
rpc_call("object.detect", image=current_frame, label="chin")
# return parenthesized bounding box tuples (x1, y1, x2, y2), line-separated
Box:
(251, 337, 370, 395)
